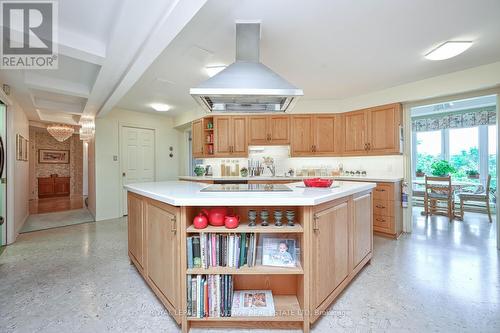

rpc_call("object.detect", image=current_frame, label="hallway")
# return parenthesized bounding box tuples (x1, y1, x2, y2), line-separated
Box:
(0, 212, 498, 332)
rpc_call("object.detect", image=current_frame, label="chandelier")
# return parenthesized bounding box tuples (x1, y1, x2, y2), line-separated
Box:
(79, 117, 95, 141)
(47, 124, 74, 142)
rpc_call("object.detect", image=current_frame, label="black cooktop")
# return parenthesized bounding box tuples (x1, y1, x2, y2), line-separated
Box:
(200, 184, 293, 192)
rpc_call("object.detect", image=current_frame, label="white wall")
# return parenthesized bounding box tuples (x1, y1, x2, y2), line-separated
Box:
(94, 108, 180, 221)
(5, 98, 30, 243)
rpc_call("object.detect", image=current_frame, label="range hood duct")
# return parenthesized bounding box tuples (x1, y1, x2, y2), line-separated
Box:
(190, 22, 303, 113)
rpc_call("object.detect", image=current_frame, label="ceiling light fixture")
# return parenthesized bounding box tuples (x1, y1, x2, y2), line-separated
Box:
(205, 65, 226, 77)
(79, 117, 95, 142)
(47, 124, 74, 142)
(150, 103, 171, 112)
(425, 41, 473, 60)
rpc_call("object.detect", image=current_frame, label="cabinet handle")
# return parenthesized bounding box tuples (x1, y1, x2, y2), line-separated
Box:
(376, 189, 386, 192)
(376, 218, 386, 222)
(313, 214, 319, 231)
(375, 205, 385, 209)
(171, 216, 177, 234)
(367, 143, 371, 150)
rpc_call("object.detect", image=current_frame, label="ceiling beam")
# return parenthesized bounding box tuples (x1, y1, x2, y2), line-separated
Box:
(95, 0, 208, 117)
(24, 72, 90, 98)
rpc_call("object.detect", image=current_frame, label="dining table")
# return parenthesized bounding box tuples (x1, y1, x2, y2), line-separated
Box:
(412, 178, 484, 193)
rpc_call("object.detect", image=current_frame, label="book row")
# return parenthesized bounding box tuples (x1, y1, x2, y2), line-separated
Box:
(187, 233, 258, 269)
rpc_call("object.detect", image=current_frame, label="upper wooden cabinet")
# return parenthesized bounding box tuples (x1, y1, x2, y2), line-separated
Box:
(191, 119, 204, 158)
(291, 114, 342, 156)
(214, 116, 248, 157)
(343, 103, 402, 156)
(247, 115, 290, 145)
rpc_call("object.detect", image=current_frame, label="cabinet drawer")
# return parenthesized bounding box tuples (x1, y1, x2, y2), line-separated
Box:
(373, 214, 392, 230)
(373, 184, 393, 201)
(373, 200, 394, 217)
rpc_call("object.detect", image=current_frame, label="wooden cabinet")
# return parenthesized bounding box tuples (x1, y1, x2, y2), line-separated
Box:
(343, 110, 368, 155)
(367, 104, 402, 154)
(352, 192, 372, 269)
(145, 199, 180, 321)
(214, 116, 247, 157)
(191, 119, 204, 158)
(127, 194, 180, 324)
(312, 198, 350, 309)
(291, 114, 342, 156)
(247, 115, 290, 145)
(372, 182, 403, 238)
(290, 115, 313, 155)
(38, 175, 70, 198)
(343, 103, 402, 156)
(127, 192, 144, 270)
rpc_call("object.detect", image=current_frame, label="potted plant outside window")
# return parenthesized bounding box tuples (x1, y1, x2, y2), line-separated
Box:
(466, 170, 480, 179)
(430, 160, 455, 177)
(415, 168, 425, 177)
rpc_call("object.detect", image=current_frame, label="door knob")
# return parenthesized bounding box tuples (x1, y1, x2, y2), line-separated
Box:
(122, 172, 126, 177)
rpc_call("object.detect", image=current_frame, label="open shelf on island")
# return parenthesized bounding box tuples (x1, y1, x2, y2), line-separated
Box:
(186, 221, 303, 234)
(187, 295, 303, 322)
(186, 262, 303, 275)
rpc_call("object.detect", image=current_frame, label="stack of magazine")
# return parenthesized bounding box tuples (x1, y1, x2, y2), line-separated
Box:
(187, 274, 233, 318)
(187, 233, 258, 269)
(231, 290, 275, 317)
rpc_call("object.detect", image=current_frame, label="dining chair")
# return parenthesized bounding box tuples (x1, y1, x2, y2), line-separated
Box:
(457, 175, 493, 223)
(424, 175, 454, 220)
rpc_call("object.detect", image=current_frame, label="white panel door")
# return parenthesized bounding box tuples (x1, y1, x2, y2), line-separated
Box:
(122, 126, 155, 215)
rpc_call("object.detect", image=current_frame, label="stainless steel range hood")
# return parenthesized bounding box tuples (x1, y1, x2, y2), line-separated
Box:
(190, 22, 303, 113)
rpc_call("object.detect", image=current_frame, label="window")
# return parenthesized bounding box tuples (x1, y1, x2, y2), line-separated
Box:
(449, 127, 479, 181)
(488, 125, 497, 190)
(415, 130, 442, 175)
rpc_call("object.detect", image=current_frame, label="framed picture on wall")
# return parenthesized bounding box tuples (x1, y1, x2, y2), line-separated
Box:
(16, 134, 28, 161)
(38, 149, 70, 164)
(22, 138, 28, 161)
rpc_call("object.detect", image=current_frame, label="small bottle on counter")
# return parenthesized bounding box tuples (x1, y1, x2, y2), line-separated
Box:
(221, 160, 226, 176)
(235, 161, 240, 177)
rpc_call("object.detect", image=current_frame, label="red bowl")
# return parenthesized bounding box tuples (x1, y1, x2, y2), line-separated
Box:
(303, 178, 333, 188)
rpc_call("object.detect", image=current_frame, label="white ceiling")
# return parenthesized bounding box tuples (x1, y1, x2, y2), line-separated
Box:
(0, 0, 206, 124)
(117, 0, 500, 116)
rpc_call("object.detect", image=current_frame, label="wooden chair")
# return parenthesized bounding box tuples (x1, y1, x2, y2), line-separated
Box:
(424, 175, 454, 220)
(457, 175, 493, 223)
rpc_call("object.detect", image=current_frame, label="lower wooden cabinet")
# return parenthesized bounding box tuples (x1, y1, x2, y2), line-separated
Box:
(312, 198, 350, 309)
(38, 175, 70, 198)
(372, 182, 403, 238)
(352, 193, 373, 269)
(310, 191, 373, 316)
(128, 193, 144, 270)
(128, 193, 181, 324)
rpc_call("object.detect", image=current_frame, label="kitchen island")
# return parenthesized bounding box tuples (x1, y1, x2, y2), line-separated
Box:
(124, 181, 375, 333)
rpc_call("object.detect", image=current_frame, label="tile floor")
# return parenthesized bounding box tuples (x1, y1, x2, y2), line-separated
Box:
(20, 208, 94, 233)
(0, 210, 498, 333)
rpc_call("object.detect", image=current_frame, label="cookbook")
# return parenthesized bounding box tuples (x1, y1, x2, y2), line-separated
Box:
(231, 290, 275, 317)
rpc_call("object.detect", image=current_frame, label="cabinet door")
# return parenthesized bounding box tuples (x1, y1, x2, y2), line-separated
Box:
(290, 115, 313, 156)
(343, 110, 368, 156)
(231, 116, 248, 156)
(367, 104, 401, 154)
(313, 114, 342, 155)
(247, 116, 269, 145)
(269, 115, 290, 144)
(352, 193, 372, 269)
(214, 116, 232, 156)
(127, 193, 144, 269)
(191, 119, 204, 158)
(312, 200, 350, 309)
(146, 200, 179, 311)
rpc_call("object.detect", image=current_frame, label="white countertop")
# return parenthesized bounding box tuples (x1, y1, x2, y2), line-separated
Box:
(179, 175, 403, 183)
(125, 181, 376, 206)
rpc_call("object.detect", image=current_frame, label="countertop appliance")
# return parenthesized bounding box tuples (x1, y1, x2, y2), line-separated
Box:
(190, 22, 303, 113)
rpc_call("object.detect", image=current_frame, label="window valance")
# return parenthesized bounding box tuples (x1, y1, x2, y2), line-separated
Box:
(412, 106, 496, 132)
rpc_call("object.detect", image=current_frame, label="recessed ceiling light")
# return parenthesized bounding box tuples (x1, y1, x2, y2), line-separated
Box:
(150, 103, 171, 112)
(425, 41, 473, 61)
(205, 65, 226, 77)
